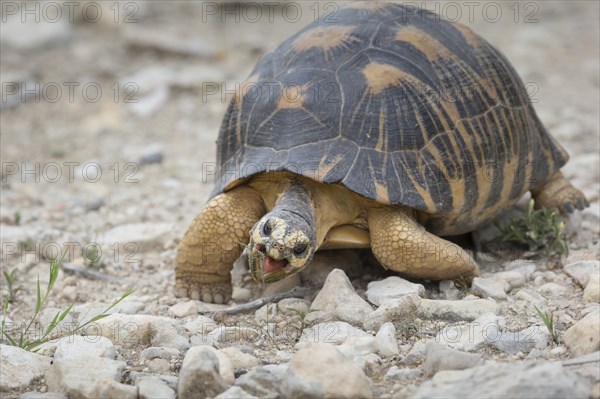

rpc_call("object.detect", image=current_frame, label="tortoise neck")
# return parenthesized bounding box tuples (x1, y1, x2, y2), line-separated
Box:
(271, 178, 316, 228)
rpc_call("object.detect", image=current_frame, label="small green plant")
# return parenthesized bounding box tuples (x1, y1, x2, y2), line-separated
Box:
(18, 239, 34, 252)
(49, 148, 66, 158)
(495, 199, 568, 258)
(2, 268, 24, 303)
(286, 307, 319, 334)
(14, 211, 21, 226)
(83, 244, 106, 270)
(395, 320, 421, 340)
(1, 252, 133, 351)
(534, 305, 560, 343)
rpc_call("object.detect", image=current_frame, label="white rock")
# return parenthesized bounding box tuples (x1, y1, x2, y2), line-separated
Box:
(168, 300, 198, 318)
(148, 358, 171, 374)
(298, 321, 371, 347)
(281, 343, 372, 398)
(583, 274, 600, 303)
(232, 287, 253, 302)
(264, 274, 302, 296)
(178, 347, 229, 398)
(515, 288, 544, 302)
(436, 313, 503, 351)
(276, 350, 294, 362)
(99, 223, 174, 253)
(418, 298, 499, 322)
(205, 326, 261, 344)
(0, 225, 62, 252)
(472, 271, 525, 300)
(563, 310, 600, 356)
(423, 343, 484, 376)
(305, 269, 373, 327)
(504, 261, 537, 279)
(472, 277, 506, 300)
(255, 303, 277, 322)
(235, 364, 288, 397)
(183, 315, 218, 335)
(561, 351, 600, 382)
(124, 28, 220, 59)
(485, 326, 550, 354)
(384, 366, 421, 381)
(366, 276, 425, 306)
(137, 376, 176, 399)
(140, 347, 180, 362)
(364, 295, 421, 331)
(538, 283, 567, 298)
(215, 386, 258, 399)
(46, 356, 134, 399)
(1, 14, 71, 50)
(413, 361, 592, 399)
(278, 298, 310, 316)
(403, 342, 427, 366)
(353, 353, 382, 374)
(439, 280, 462, 300)
(522, 326, 552, 350)
(94, 314, 189, 350)
(19, 393, 67, 399)
(54, 336, 116, 359)
(564, 260, 600, 287)
(186, 346, 234, 384)
(0, 345, 51, 390)
(113, 300, 146, 314)
(219, 347, 260, 370)
(337, 336, 379, 358)
(129, 86, 170, 118)
(375, 322, 399, 357)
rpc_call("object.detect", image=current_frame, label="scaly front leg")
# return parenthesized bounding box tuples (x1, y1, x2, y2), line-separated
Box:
(175, 186, 265, 303)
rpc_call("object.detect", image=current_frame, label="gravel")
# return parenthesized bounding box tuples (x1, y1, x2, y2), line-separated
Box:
(281, 343, 372, 399)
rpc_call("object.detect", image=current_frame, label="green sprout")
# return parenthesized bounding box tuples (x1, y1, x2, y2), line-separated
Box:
(83, 244, 106, 270)
(1, 252, 134, 352)
(286, 307, 319, 332)
(534, 305, 560, 344)
(2, 268, 24, 303)
(495, 199, 568, 258)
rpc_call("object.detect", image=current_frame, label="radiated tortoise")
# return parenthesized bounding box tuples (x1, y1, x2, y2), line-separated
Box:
(175, 2, 588, 303)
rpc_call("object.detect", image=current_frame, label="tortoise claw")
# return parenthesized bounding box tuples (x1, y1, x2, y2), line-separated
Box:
(576, 198, 589, 210)
(175, 278, 232, 304)
(213, 294, 225, 304)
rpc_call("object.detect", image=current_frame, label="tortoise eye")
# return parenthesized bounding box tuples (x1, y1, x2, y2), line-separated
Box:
(293, 243, 308, 255)
(262, 221, 272, 236)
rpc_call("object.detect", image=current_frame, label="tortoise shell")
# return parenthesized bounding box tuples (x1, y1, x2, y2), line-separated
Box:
(213, 2, 568, 234)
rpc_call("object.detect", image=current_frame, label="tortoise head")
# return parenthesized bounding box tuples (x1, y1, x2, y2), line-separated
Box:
(247, 180, 317, 283)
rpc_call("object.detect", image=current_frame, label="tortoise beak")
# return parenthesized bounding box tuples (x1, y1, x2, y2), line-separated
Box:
(248, 243, 295, 284)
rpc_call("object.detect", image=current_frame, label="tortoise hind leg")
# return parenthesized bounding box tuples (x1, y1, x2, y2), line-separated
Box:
(367, 206, 479, 283)
(175, 186, 265, 303)
(531, 171, 589, 214)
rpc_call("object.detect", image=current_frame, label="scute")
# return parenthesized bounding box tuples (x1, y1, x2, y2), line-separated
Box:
(213, 2, 568, 233)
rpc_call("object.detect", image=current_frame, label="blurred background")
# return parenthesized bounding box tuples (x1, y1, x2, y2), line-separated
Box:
(1, 1, 598, 287)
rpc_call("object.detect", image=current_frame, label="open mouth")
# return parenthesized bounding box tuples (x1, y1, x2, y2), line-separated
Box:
(263, 256, 293, 273)
(249, 244, 294, 283)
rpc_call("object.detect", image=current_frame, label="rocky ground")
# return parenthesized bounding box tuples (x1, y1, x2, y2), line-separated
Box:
(1, 1, 599, 398)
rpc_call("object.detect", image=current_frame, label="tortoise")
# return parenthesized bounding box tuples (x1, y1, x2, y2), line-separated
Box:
(175, 2, 588, 303)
